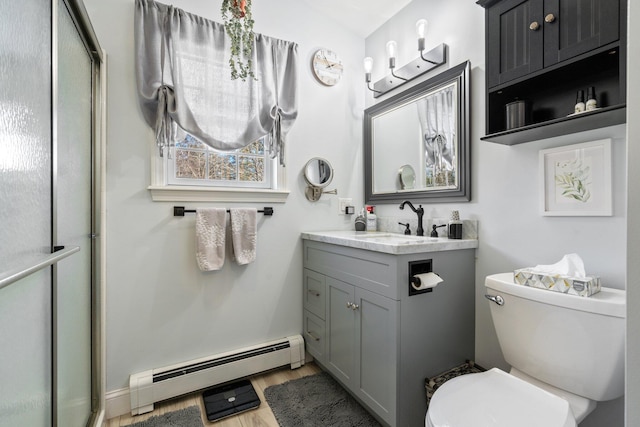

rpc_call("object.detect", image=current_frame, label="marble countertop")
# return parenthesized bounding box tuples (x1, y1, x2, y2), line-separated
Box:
(301, 230, 478, 255)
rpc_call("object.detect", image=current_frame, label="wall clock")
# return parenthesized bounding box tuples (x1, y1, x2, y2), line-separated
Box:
(312, 48, 343, 86)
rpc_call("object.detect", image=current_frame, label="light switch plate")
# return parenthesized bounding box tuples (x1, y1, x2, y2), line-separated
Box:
(338, 198, 352, 214)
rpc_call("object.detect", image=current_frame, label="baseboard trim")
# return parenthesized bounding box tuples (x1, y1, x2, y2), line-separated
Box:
(105, 387, 130, 420)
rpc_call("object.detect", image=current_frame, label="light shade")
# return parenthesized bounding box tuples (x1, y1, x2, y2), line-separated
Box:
(416, 19, 428, 39)
(363, 57, 373, 73)
(386, 40, 397, 59)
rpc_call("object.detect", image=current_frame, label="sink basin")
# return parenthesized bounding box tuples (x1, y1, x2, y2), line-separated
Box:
(353, 233, 437, 244)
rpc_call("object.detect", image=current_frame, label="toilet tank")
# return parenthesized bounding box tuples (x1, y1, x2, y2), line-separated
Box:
(485, 273, 625, 401)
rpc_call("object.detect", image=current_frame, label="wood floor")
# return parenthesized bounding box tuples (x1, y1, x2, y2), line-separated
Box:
(104, 362, 322, 427)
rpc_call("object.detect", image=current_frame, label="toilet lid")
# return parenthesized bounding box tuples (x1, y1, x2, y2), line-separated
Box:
(427, 368, 576, 427)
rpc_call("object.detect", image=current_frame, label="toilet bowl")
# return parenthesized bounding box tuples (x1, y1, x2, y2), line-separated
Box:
(425, 272, 625, 427)
(425, 368, 576, 427)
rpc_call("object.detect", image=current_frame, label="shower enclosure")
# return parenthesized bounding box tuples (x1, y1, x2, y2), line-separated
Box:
(0, 0, 104, 426)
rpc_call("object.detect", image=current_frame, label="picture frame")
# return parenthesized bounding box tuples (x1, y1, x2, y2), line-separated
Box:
(539, 139, 612, 216)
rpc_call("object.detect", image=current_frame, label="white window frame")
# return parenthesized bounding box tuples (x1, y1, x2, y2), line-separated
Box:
(148, 141, 289, 203)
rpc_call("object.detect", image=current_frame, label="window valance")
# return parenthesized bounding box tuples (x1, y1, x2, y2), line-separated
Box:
(134, 0, 298, 165)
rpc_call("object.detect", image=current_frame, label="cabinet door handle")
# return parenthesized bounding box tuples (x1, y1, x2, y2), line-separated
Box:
(351, 303, 359, 311)
(544, 13, 556, 23)
(346, 302, 353, 309)
(306, 331, 321, 341)
(307, 289, 321, 297)
(529, 21, 540, 31)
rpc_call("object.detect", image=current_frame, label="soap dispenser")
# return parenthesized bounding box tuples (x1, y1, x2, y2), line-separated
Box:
(355, 209, 366, 232)
(448, 210, 462, 239)
(365, 205, 377, 232)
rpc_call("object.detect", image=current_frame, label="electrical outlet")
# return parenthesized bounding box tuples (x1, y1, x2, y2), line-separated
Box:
(338, 198, 352, 214)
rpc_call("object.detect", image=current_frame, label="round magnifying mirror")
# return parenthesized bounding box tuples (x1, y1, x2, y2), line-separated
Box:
(398, 165, 415, 190)
(304, 157, 334, 188)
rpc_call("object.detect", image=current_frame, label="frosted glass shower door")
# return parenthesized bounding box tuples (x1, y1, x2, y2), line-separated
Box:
(54, 0, 95, 425)
(0, 0, 53, 425)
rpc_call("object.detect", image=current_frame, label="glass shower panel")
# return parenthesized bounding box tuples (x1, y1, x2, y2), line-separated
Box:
(0, 0, 53, 426)
(55, 0, 94, 425)
(0, 272, 52, 427)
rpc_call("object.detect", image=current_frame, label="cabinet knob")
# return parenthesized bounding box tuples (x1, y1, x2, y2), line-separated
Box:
(545, 13, 556, 23)
(346, 302, 353, 309)
(306, 331, 321, 342)
(529, 21, 540, 31)
(351, 303, 359, 311)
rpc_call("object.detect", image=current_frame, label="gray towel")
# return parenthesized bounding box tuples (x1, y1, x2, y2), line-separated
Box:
(229, 208, 257, 265)
(195, 208, 226, 271)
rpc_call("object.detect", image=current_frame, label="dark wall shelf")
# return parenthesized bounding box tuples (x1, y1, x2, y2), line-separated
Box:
(481, 104, 626, 145)
(478, 0, 627, 145)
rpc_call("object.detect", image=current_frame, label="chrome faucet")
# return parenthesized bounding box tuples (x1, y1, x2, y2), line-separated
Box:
(399, 200, 425, 236)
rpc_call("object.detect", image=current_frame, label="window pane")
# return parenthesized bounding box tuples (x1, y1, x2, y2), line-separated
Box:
(209, 153, 237, 180)
(239, 139, 265, 155)
(239, 156, 264, 182)
(176, 134, 206, 149)
(176, 150, 206, 179)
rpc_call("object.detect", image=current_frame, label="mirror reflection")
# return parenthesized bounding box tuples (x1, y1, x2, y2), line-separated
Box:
(304, 157, 337, 202)
(398, 165, 415, 190)
(364, 61, 470, 203)
(304, 157, 333, 187)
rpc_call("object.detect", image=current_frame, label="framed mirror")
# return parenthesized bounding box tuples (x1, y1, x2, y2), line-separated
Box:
(364, 61, 470, 203)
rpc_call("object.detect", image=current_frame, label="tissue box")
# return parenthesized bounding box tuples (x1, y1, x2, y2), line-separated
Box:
(513, 268, 601, 297)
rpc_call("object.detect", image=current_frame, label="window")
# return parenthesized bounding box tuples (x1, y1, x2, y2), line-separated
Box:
(149, 134, 288, 203)
(169, 134, 272, 189)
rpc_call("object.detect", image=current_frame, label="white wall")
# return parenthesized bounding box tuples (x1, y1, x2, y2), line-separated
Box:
(83, 0, 365, 393)
(365, 1, 626, 425)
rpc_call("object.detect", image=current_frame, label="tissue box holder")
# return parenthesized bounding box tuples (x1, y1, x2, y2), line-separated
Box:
(513, 268, 601, 297)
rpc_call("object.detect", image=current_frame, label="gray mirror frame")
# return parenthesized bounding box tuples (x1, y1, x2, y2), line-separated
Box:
(364, 60, 471, 204)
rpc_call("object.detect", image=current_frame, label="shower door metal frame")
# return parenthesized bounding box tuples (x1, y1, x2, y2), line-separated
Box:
(52, 0, 104, 426)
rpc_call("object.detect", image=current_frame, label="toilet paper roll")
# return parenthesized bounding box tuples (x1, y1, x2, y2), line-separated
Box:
(411, 272, 443, 290)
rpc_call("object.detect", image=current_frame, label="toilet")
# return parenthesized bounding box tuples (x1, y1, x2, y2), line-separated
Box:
(426, 272, 625, 427)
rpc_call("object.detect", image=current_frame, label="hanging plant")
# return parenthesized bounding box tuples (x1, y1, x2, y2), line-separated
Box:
(221, 0, 256, 81)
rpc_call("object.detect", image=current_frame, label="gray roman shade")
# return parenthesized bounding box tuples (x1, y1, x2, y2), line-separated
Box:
(134, 0, 298, 165)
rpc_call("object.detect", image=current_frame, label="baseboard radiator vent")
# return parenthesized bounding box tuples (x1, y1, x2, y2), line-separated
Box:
(129, 335, 305, 415)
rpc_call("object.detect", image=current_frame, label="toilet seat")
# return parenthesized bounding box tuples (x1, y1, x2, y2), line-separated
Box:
(426, 368, 576, 427)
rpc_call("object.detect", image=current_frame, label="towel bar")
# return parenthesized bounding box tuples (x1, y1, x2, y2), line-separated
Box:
(173, 206, 274, 217)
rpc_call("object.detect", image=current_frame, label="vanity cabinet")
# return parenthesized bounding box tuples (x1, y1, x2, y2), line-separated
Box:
(302, 239, 475, 427)
(478, 0, 626, 144)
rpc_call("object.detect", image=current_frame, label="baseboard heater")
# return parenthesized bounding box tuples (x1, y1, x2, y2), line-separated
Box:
(129, 335, 305, 415)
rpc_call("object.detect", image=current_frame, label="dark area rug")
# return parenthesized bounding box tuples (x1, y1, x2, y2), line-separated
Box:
(264, 371, 382, 427)
(123, 405, 203, 427)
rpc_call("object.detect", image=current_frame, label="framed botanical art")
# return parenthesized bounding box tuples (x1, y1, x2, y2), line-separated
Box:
(539, 139, 612, 216)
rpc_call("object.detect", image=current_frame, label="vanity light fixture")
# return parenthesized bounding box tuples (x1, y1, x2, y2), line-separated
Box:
(363, 57, 382, 94)
(416, 19, 438, 65)
(365, 19, 447, 98)
(386, 40, 407, 81)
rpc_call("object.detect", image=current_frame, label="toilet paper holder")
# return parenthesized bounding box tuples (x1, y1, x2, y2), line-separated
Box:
(408, 259, 442, 296)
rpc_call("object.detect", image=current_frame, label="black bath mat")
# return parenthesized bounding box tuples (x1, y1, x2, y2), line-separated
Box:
(202, 378, 260, 422)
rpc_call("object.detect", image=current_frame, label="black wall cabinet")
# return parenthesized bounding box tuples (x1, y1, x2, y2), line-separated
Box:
(478, 0, 626, 144)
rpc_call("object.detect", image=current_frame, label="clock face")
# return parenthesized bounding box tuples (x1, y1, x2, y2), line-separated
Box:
(312, 49, 343, 86)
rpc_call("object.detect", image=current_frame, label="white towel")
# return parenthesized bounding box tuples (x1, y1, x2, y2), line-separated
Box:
(195, 208, 226, 271)
(229, 208, 257, 265)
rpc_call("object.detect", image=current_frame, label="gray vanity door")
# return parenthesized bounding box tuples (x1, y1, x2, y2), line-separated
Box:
(354, 287, 398, 426)
(326, 277, 356, 385)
